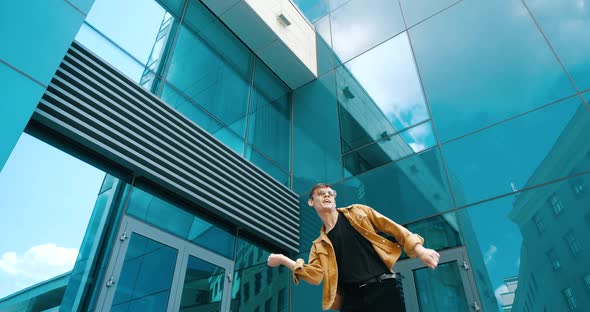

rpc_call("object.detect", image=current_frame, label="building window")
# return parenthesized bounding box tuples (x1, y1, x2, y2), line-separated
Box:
(547, 249, 561, 271)
(267, 267, 273, 284)
(585, 274, 590, 290)
(533, 214, 544, 233)
(549, 194, 564, 216)
(278, 288, 286, 311)
(255, 272, 262, 295)
(572, 182, 584, 196)
(564, 231, 581, 256)
(562, 288, 577, 311)
(244, 282, 250, 302)
(265, 298, 272, 312)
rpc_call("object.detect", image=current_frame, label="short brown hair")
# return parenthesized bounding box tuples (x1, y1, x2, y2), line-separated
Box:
(309, 183, 333, 199)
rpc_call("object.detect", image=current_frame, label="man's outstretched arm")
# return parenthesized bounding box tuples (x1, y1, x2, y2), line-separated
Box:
(267, 246, 324, 285)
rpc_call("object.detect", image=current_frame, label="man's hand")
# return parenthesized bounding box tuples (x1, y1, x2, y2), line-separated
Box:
(267, 253, 284, 267)
(415, 245, 440, 269)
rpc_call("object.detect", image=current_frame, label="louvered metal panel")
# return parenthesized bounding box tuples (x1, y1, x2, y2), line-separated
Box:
(31, 41, 300, 253)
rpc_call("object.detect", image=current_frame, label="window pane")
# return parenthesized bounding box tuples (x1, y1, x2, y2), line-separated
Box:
(398, 212, 463, 260)
(161, 83, 225, 133)
(248, 61, 291, 170)
(315, 16, 335, 76)
(330, 0, 404, 63)
(293, 71, 342, 193)
(179, 256, 225, 311)
(460, 175, 590, 311)
(399, 0, 460, 28)
(111, 233, 177, 311)
(165, 25, 252, 137)
(341, 148, 453, 225)
(126, 186, 236, 258)
(292, 0, 330, 23)
(343, 122, 436, 177)
(442, 96, 589, 207)
(231, 263, 289, 312)
(409, 0, 576, 142)
(526, 0, 590, 91)
(245, 146, 290, 187)
(337, 32, 429, 152)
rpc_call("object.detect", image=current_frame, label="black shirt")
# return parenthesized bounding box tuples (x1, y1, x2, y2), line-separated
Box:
(326, 212, 389, 284)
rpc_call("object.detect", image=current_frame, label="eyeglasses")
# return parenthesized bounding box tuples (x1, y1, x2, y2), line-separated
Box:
(315, 189, 337, 198)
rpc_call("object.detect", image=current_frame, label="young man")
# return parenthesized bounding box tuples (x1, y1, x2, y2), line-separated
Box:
(267, 183, 440, 311)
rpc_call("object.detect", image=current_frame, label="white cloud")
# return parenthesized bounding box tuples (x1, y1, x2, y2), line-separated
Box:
(409, 142, 426, 153)
(0, 244, 78, 280)
(484, 245, 498, 265)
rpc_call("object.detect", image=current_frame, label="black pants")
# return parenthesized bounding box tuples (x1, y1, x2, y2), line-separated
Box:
(340, 278, 406, 312)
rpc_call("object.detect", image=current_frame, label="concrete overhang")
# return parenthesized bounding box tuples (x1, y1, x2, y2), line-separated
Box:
(202, 0, 318, 89)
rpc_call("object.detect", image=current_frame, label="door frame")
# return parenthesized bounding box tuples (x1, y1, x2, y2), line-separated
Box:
(95, 216, 235, 312)
(394, 247, 482, 311)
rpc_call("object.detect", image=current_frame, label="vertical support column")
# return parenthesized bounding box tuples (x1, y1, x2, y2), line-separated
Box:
(0, 0, 94, 170)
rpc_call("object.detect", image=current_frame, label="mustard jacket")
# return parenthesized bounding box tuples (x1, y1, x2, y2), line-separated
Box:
(292, 204, 425, 310)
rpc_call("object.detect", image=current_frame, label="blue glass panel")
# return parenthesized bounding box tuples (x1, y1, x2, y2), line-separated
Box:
(291, 252, 326, 312)
(231, 263, 290, 311)
(68, 0, 96, 14)
(165, 25, 251, 137)
(0, 0, 84, 85)
(111, 233, 176, 311)
(330, 0, 405, 63)
(315, 16, 335, 76)
(341, 148, 453, 225)
(181, 0, 253, 78)
(248, 61, 291, 170)
(292, 0, 329, 23)
(398, 212, 462, 260)
(126, 187, 236, 258)
(414, 261, 470, 311)
(179, 256, 224, 310)
(525, 0, 590, 91)
(161, 83, 225, 133)
(442, 96, 589, 207)
(399, 0, 459, 28)
(337, 31, 429, 152)
(0, 64, 45, 169)
(85, 0, 168, 65)
(459, 173, 590, 311)
(213, 127, 245, 155)
(409, 0, 576, 142)
(234, 236, 271, 270)
(343, 122, 436, 177)
(293, 71, 342, 193)
(61, 180, 121, 311)
(245, 146, 290, 187)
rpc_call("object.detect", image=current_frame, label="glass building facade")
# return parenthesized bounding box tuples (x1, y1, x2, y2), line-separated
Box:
(1, 0, 589, 311)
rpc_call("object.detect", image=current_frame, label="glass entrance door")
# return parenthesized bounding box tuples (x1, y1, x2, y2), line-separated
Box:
(394, 247, 481, 312)
(95, 216, 234, 311)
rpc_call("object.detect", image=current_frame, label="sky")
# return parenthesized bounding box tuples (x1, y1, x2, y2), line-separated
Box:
(0, 133, 105, 298)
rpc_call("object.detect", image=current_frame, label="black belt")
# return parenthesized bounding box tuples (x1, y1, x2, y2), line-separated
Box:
(345, 273, 397, 289)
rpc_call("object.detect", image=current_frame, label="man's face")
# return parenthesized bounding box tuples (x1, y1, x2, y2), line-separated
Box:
(308, 187, 337, 211)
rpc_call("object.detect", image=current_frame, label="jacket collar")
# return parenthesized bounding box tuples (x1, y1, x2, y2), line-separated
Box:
(314, 206, 353, 244)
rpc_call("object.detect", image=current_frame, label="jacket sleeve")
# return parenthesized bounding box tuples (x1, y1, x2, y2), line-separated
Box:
(292, 244, 325, 285)
(359, 204, 425, 258)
